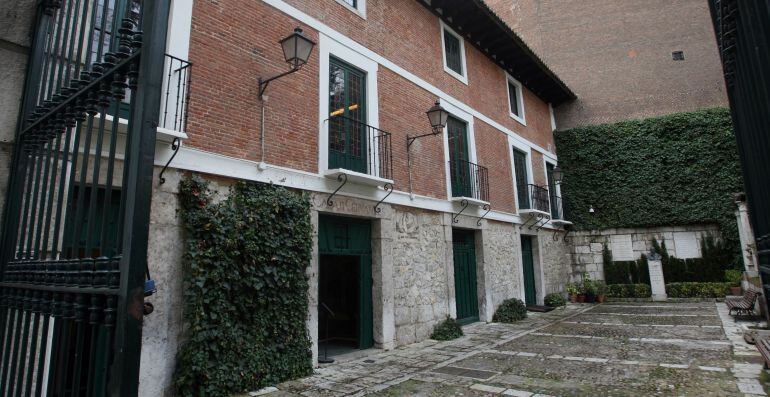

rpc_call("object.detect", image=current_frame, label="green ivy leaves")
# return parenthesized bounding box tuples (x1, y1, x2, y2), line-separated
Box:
(554, 108, 743, 254)
(174, 176, 313, 396)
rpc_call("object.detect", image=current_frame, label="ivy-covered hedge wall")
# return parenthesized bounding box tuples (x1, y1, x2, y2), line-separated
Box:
(554, 108, 742, 250)
(174, 176, 313, 396)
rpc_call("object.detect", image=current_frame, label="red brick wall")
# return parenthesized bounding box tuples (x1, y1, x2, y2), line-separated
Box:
(186, 0, 558, 210)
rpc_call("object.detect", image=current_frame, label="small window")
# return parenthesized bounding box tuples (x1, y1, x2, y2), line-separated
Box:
(440, 22, 467, 84)
(672, 51, 685, 61)
(334, 0, 365, 17)
(506, 75, 525, 124)
(512, 148, 530, 209)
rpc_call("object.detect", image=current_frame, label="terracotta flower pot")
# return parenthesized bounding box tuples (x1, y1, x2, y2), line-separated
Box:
(569, 294, 577, 303)
(730, 286, 742, 296)
(596, 295, 605, 303)
(577, 294, 586, 303)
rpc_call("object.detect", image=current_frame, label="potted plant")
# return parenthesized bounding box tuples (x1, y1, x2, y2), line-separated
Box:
(577, 281, 587, 303)
(725, 269, 743, 296)
(566, 282, 579, 303)
(595, 281, 607, 303)
(583, 274, 596, 303)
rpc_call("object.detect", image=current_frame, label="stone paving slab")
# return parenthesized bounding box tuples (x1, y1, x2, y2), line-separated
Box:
(497, 333, 733, 367)
(257, 302, 770, 397)
(571, 312, 723, 326)
(540, 320, 727, 340)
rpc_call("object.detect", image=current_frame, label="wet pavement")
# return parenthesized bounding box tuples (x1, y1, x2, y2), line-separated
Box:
(245, 301, 770, 396)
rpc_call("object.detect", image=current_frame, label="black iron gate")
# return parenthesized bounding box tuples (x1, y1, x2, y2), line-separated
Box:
(0, 0, 169, 395)
(709, 1, 770, 317)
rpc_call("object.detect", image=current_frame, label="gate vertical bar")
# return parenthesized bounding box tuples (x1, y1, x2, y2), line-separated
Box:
(109, 0, 170, 394)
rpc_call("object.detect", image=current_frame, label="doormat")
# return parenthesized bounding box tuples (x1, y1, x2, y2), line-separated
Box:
(526, 305, 554, 312)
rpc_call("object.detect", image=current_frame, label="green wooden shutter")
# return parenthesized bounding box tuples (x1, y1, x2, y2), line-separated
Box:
(443, 30, 463, 75)
(328, 58, 367, 173)
(512, 149, 529, 209)
(521, 236, 536, 306)
(508, 81, 520, 116)
(546, 163, 558, 218)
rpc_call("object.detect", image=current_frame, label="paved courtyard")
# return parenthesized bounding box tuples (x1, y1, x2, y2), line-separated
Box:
(252, 302, 770, 396)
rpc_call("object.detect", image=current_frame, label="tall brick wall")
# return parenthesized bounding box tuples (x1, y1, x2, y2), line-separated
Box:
(486, 0, 729, 130)
(185, 0, 560, 210)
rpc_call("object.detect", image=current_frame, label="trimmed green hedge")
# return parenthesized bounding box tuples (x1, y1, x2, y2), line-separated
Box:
(554, 108, 742, 252)
(605, 284, 652, 298)
(666, 282, 732, 298)
(492, 298, 528, 322)
(174, 176, 313, 396)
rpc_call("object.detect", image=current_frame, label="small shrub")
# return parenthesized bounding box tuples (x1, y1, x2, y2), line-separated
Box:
(565, 282, 580, 296)
(544, 293, 566, 307)
(666, 282, 732, 298)
(430, 317, 463, 341)
(724, 269, 743, 286)
(493, 298, 528, 323)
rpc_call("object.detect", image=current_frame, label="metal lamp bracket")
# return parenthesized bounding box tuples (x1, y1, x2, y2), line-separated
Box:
(534, 214, 552, 231)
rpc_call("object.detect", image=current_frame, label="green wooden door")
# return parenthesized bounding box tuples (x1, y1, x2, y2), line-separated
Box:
(521, 235, 537, 306)
(453, 229, 479, 323)
(328, 58, 367, 173)
(447, 117, 472, 198)
(318, 215, 374, 349)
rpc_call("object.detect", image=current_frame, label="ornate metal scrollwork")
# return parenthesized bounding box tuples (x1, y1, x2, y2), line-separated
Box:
(326, 173, 348, 207)
(476, 204, 491, 226)
(159, 137, 181, 185)
(452, 199, 469, 223)
(374, 183, 394, 214)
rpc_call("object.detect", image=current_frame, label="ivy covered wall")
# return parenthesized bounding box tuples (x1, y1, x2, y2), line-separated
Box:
(554, 108, 743, 251)
(174, 176, 313, 396)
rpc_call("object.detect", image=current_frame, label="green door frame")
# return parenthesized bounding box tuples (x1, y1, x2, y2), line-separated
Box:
(521, 235, 537, 306)
(452, 228, 479, 324)
(328, 57, 368, 173)
(447, 116, 472, 198)
(318, 215, 374, 349)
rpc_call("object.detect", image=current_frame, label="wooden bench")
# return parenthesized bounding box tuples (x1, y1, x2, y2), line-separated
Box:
(757, 337, 770, 369)
(726, 287, 760, 316)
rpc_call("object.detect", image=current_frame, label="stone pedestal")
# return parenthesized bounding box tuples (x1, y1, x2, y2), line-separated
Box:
(648, 259, 667, 301)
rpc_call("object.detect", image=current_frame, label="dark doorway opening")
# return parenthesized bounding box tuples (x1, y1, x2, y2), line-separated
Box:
(319, 254, 361, 355)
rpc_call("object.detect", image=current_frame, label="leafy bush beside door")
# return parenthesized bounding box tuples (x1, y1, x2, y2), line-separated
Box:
(174, 176, 313, 396)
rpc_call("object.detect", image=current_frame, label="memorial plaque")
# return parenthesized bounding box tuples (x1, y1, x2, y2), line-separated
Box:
(610, 234, 635, 261)
(648, 259, 667, 301)
(673, 232, 700, 259)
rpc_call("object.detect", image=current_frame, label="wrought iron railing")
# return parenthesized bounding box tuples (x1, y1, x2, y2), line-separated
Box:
(550, 194, 567, 220)
(449, 160, 490, 202)
(160, 54, 192, 132)
(519, 184, 550, 213)
(326, 115, 393, 180)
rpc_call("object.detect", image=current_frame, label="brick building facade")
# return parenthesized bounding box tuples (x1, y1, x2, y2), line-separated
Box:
(137, 0, 575, 394)
(486, 0, 729, 129)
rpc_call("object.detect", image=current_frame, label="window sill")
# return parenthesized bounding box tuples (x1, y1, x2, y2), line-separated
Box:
(333, 0, 366, 19)
(323, 168, 392, 187)
(551, 219, 572, 226)
(518, 208, 551, 217)
(451, 196, 489, 207)
(443, 66, 468, 85)
(94, 113, 189, 143)
(509, 112, 527, 127)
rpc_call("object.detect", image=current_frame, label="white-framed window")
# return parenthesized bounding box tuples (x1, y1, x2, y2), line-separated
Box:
(334, 0, 366, 18)
(440, 20, 468, 85)
(508, 138, 534, 211)
(440, 100, 478, 198)
(505, 73, 526, 125)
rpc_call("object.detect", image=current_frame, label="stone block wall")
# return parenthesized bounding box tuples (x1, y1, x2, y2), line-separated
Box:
(568, 224, 721, 281)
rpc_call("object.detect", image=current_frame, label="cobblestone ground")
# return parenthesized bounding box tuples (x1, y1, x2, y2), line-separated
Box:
(246, 302, 770, 396)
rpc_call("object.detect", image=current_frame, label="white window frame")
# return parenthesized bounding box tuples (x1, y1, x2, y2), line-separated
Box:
(505, 72, 526, 126)
(333, 0, 366, 19)
(440, 100, 477, 199)
(317, 34, 379, 174)
(508, 137, 534, 211)
(440, 20, 468, 85)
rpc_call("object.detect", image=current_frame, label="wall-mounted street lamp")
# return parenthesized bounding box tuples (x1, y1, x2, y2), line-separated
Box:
(407, 100, 449, 197)
(552, 165, 563, 184)
(258, 27, 316, 98)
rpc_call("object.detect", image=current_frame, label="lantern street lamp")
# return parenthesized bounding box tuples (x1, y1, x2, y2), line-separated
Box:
(552, 165, 563, 184)
(407, 100, 450, 197)
(258, 27, 316, 98)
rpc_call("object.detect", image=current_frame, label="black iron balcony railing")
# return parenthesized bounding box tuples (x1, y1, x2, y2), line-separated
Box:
(327, 115, 393, 180)
(550, 194, 567, 220)
(519, 183, 550, 213)
(159, 54, 192, 132)
(449, 160, 490, 202)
